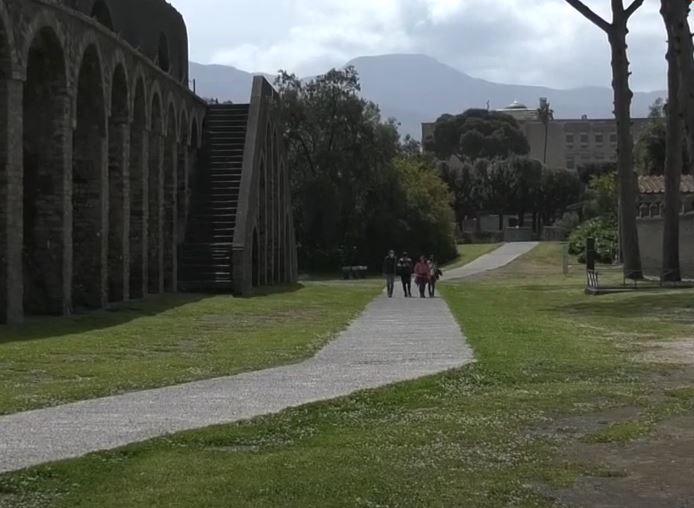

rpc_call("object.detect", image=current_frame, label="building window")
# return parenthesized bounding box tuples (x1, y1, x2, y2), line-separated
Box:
(580, 133, 589, 147)
(595, 133, 604, 145)
(567, 156, 575, 169)
(610, 133, 617, 144)
(566, 133, 574, 145)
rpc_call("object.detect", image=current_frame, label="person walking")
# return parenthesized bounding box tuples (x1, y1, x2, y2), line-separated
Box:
(382, 249, 398, 297)
(414, 255, 431, 298)
(398, 252, 413, 297)
(428, 254, 443, 297)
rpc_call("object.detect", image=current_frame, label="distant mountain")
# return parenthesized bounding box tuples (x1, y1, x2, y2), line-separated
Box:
(189, 54, 665, 139)
(188, 62, 267, 104)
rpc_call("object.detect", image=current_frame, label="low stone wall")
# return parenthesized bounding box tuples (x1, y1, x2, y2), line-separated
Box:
(504, 227, 533, 242)
(637, 213, 694, 276)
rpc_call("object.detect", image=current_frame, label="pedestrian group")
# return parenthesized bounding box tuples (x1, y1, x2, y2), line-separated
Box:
(382, 250, 443, 298)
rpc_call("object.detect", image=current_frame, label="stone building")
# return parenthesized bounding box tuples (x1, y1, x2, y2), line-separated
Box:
(422, 101, 648, 170)
(0, 0, 297, 324)
(636, 175, 694, 275)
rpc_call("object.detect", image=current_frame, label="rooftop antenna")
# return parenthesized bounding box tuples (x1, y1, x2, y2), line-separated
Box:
(486, 100, 490, 111)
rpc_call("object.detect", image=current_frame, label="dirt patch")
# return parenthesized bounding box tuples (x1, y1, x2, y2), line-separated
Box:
(635, 338, 694, 365)
(533, 406, 643, 441)
(550, 416, 694, 507)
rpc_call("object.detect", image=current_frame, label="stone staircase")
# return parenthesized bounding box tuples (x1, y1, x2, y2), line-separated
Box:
(178, 104, 249, 292)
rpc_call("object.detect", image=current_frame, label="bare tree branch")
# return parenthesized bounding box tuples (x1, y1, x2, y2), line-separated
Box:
(564, 0, 612, 32)
(625, 0, 645, 19)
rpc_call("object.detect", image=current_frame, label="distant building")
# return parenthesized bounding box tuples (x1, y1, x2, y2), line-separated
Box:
(422, 101, 649, 170)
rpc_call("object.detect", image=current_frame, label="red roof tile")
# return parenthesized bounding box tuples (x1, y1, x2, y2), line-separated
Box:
(638, 175, 694, 194)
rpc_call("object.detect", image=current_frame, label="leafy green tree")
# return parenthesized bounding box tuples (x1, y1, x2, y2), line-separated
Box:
(425, 109, 529, 161)
(275, 67, 456, 270)
(510, 156, 543, 226)
(389, 157, 457, 260)
(535, 168, 582, 227)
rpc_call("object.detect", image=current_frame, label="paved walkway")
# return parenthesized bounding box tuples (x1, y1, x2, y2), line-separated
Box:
(0, 242, 537, 473)
(445, 242, 539, 280)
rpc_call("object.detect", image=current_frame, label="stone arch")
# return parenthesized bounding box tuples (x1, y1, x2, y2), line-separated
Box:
(70, 31, 106, 110)
(188, 115, 200, 203)
(190, 115, 200, 148)
(280, 165, 288, 284)
(72, 44, 107, 310)
(0, 1, 15, 78)
(272, 129, 281, 283)
(148, 89, 164, 294)
(258, 157, 267, 285)
(0, 0, 15, 321)
(177, 107, 189, 239)
(163, 102, 177, 292)
(129, 66, 147, 123)
(157, 33, 170, 73)
(20, 13, 68, 80)
(252, 227, 259, 288)
(129, 76, 147, 298)
(107, 63, 129, 302)
(91, 0, 114, 31)
(22, 26, 69, 315)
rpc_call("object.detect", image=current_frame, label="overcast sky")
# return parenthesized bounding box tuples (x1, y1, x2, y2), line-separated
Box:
(171, 0, 667, 92)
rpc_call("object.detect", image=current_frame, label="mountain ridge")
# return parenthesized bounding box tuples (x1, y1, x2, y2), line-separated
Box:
(189, 54, 665, 139)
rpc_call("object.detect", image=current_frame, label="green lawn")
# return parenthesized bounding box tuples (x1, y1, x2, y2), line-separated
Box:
(2, 244, 694, 507)
(444, 242, 501, 270)
(0, 282, 380, 415)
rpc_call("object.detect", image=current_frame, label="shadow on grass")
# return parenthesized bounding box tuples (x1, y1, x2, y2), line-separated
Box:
(548, 291, 694, 323)
(1, 284, 312, 345)
(249, 283, 304, 298)
(0, 293, 211, 345)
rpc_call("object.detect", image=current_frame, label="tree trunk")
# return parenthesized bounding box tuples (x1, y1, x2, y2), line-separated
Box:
(661, 0, 684, 281)
(475, 211, 482, 235)
(674, 2, 694, 173)
(609, 18, 643, 279)
(543, 123, 549, 164)
(498, 212, 504, 231)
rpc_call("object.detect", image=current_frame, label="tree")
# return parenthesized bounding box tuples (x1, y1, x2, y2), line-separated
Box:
(275, 67, 456, 271)
(537, 98, 554, 164)
(635, 108, 667, 176)
(671, 1, 694, 173)
(426, 109, 530, 161)
(564, 0, 644, 279)
(511, 156, 543, 227)
(389, 157, 457, 260)
(486, 159, 518, 231)
(535, 168, 582, 227)
(660, 0, 686, 281)
(577, 161, 617, 184)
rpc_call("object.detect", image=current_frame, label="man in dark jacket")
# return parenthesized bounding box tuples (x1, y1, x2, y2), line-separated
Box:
(398, 252, 413, 297)
(382, 249, 398, 297)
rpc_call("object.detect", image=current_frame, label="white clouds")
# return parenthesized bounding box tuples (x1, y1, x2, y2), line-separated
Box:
(171, 0, 666, 91)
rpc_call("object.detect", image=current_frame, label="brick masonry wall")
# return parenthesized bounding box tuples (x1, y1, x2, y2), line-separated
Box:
(0, 0, 206, 323)
(637, 214, 694, 277)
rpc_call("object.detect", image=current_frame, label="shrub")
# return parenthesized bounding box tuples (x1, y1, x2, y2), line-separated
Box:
(568, 217, 618, 264)
(553, 212, 581, 238)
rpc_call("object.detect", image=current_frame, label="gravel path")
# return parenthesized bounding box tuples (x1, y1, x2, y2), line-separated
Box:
(0, 242, 536, 473)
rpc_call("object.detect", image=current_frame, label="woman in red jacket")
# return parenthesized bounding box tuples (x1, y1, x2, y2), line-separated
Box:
(414, 255, 431, 298)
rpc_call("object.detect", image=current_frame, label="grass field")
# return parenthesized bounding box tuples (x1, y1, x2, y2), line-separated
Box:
(2, 244, 694, 507)
(0, 282, 380, 415)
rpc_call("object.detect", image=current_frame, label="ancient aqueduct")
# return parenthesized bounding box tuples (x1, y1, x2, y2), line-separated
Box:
(0, 0, 297, 324)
